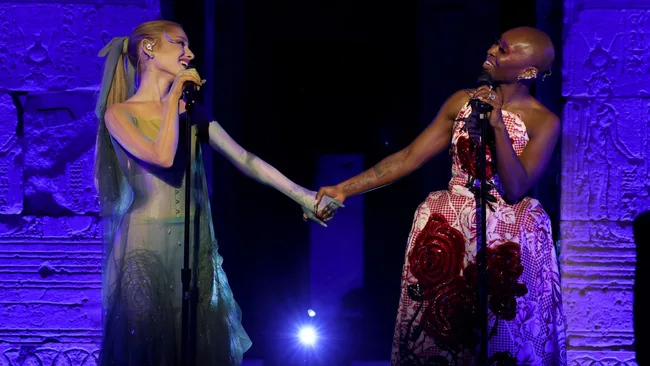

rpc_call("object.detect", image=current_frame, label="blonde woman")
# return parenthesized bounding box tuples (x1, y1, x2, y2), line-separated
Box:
(94, 20, 341, 365)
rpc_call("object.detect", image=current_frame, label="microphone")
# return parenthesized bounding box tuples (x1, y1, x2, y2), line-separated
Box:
(471, 71, 493, 114)
(466, 71, 494, 142)
(182, 64, 199, 105)
(182, 82, 197, 105)
(476, 70, 492, 88)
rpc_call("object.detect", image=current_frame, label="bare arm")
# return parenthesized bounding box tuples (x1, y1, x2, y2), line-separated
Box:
(205, 121, 315, 208)
(493, 110, 560, 201)
(334, 89, 471, 198)
(104, 69, 202, 168)
(104, 100, 180, 168)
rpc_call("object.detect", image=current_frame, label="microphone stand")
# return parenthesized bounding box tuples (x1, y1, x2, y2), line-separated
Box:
(181, 85, 196, 366)
(468, 96, 492, 366)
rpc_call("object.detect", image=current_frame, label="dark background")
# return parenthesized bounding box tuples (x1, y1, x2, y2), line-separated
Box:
(161, 0, 563, 363)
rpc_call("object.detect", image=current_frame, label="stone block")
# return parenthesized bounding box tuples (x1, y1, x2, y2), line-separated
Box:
(561, 98, 649, 222)
(563, 3, 650, 97)
(0, 344, 100, 366)
(0, 230, 102, 344)
(0, 2, 159, 91)
(0, 216, 42, 238)
(22, 91, 100, 216)
(0, 94, 22, 215)
(566, 351, 637, 366)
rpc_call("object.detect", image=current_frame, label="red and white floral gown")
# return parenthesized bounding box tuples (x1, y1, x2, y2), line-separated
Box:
(391, 103, 566, 366)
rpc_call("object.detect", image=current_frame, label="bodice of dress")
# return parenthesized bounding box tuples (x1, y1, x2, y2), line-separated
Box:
(448, 103, 530, 201)
(111, 115, 200, 221)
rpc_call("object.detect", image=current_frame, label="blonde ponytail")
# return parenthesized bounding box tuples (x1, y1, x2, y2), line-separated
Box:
(94, 37, 133, 215)
(93, 21, 182, 215)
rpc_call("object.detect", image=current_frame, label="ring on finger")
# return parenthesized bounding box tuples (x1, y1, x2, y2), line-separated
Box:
(488, 93, 496, 101)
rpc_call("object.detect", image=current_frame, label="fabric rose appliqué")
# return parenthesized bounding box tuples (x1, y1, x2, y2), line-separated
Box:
(408, 214, 465, 289)
(456, 135, 494, 180)
(403, 214, 529, 359)
(465, 241, 528, 320)
(405, 214, 478, 352)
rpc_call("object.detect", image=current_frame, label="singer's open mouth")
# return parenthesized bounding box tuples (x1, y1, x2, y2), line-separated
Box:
(484, 59, 495, 67)
(180, 60, 189, 68)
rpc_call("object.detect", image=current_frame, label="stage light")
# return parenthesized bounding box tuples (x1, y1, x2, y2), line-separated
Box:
(297, 326, 317, 346)
(307, 309, 316, 317)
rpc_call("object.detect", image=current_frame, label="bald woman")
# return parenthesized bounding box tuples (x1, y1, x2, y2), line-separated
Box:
(313, 27, 566, 365)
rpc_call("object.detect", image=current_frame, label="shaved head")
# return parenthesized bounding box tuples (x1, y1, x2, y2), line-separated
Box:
(504, 26, 555, 73)
(484, 26, 555, 83)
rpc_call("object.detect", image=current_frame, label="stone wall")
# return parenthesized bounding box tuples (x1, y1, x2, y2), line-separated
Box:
(0, 1, 159, 364)
(561, 0, 647, 364)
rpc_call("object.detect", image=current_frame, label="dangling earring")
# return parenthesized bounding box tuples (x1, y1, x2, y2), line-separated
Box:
(542, 69, 552, 81)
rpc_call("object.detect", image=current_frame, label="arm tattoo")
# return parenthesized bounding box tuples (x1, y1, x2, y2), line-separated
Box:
(373, 152, 404, 178)
(342, 180, 364, 196)
(340, 152, 406, 196)
(372, 160, 394, 178)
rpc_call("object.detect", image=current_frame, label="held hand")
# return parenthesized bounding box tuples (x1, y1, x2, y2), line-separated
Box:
(301, 186, 346, 226)
(316, 185, 346, 207)
(301, 194, 344, 227)
(301, 206, 327, 227)
(473, 86, 505, 129)
(303, 185, 345, 222)
(315, 185, 346, 219)
(318, 194, 345, 220)
(169, 68, 205, 100)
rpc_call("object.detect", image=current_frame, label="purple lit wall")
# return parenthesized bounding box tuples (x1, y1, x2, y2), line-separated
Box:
(561, 0, 647, 364)
(0, 1, 159, 364)
(0, 0, 648, 365)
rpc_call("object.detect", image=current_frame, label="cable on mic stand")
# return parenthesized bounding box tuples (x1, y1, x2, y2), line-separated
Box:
(467, 71, 493, 366)
(181, 82, 197, 366)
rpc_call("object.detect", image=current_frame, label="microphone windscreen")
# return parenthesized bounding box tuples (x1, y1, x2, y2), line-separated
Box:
(477, 71, 492, 88)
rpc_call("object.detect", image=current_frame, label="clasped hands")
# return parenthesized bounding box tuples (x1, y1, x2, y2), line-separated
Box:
(472, 85, 506, 129)
(301, 185, 346, 227)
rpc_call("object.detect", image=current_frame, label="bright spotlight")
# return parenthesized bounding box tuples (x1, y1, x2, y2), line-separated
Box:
(297, 326, 317, 346)
(307, 309, 316, 317)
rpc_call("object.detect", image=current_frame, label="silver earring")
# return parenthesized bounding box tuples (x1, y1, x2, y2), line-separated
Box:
(517, 72, 537, 81)
(146, 44, 153, 51)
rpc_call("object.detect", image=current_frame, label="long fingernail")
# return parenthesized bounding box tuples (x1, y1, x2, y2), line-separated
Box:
(201, 79, 207, 84)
